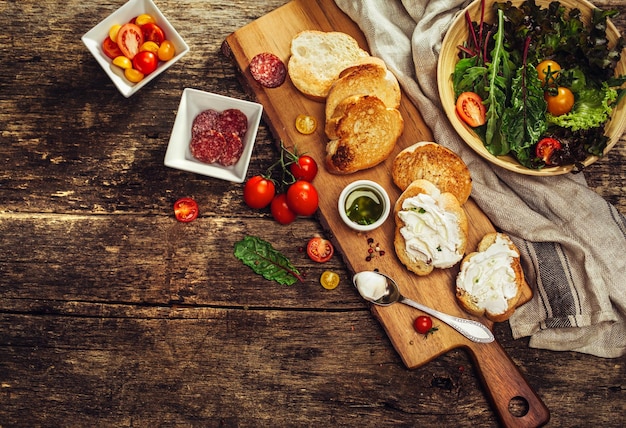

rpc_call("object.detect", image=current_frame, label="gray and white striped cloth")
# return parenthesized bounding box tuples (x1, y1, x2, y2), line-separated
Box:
(334, 0, 626, 358)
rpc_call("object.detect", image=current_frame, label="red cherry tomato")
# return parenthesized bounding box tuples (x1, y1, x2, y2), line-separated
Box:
(286, 180, 319, 216)
(456, 91, 486, 127)
(270, 194, 297, 225)
(173, 197, 199, 222)
(141, 22, 166, 45)
(102, 36, 123, 59)
(290, 155, 318, 182)
(306, 237, 334, 263)
(414, 316, 434, 335)
(116, 23, 144, 59)
(535, 137, 562, 166)
(243, 176, 276, 209)
(545, 86, 575, 116)
(132, 50, 158, 75)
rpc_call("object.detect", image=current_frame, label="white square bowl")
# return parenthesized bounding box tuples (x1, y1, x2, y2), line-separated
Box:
(164, 88, 263, 183)
(81, 0, 189, 98)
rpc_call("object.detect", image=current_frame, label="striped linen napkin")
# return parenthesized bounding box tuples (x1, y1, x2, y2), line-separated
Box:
(333, 0, 626, 358)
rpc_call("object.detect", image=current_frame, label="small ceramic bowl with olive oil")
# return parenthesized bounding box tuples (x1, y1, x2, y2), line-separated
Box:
(338, 180, 391, 232)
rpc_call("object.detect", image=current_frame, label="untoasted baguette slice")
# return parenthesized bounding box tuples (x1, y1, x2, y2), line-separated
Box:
(325, 61, 401, 138)
(392, 141, 472, 204)
(288, 30, 370, 101)
(325, 95, 404, 174)
(455, 233, 532, 322)
(394, 179, 468, 276)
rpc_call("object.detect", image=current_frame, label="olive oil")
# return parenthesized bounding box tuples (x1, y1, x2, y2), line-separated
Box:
(344, 187, 384, 225)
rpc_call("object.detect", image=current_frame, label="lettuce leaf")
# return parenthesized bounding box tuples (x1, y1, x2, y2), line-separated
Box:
(547, 83, 618, 131)
(234, 236, 303, 285)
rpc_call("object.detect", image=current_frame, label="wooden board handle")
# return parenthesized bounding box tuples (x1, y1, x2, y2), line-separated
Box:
(469, 341, 550, 427)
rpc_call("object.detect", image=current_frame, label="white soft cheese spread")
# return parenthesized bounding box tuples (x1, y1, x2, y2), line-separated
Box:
(456, 235, 519, 315)
(398, 192, 463, 268)
(353, 271, 388, 301)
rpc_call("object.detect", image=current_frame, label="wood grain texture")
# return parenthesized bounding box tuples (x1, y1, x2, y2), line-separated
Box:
(0, 1, 624, 427)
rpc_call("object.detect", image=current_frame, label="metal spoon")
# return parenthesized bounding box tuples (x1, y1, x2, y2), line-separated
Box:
(353, 271, 494, 343)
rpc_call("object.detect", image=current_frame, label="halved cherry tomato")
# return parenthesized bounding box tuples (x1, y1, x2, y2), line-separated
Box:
(102, 36, 123, 59)
(117, 23, 143, 59)
(545, 86, 575, 116)
(140, 41, 160, 54)
(536, 60, 561, 86)
(320, 271, 340, 290)
(536, 137, 562, 166)
(456, 91, 486, 127)
(112, 56, 132, 70)
(135, 14, 156, 26)
(306, 237, 334, 263)
(286, 180, 319, 216)
(141, 22, 166, 45)
(289, 155, 318, 182)
(109, 24, 122, 42)
(173, 197, 199, 222)
(124, 68, 144, 83)
(243, 175, 275, 209)
(158, 40, 176, 61)
(295, 114, 317, 135)
(270, 193, 297, 225)
(132, 50, 158, 75)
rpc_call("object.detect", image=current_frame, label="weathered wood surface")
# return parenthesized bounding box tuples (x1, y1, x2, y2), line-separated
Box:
(0, 1, 624, 427)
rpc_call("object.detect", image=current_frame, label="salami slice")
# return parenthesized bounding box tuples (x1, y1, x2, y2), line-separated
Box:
(218, 132, 244, 166)
(217, 108, 248, 137)
(249, 52, 286, 88)
(192, 109, 220, 137)
(190, 129, 226, 164)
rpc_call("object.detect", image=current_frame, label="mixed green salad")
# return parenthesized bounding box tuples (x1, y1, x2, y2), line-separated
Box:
(452, 0, 626, 170)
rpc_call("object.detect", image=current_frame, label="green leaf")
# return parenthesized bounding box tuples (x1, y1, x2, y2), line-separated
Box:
(233, 235, 303, 286)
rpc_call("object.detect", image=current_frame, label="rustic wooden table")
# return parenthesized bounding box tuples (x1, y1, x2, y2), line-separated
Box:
(1, 1, 624, 427)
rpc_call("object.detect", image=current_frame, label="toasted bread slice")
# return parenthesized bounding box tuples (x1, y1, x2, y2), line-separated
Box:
(287, 30, 370, 101)
(393, 179, 468, 276)
(325, 95, 404, 174)
(325, 62, 401, 138)
(456, 233, 532, 322)
(392, 141, 472, 204)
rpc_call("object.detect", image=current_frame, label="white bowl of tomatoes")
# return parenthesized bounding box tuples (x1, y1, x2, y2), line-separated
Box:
(82, 0, 189, 98)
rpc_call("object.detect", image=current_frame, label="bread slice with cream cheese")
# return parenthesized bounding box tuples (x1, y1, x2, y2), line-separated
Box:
(393, 179, 468, 276)
(392, 141, 472, 204)
(455, 232, 532, 322)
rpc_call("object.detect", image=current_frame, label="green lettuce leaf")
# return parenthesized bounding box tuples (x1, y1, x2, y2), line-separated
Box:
(234, 236, 303, 285)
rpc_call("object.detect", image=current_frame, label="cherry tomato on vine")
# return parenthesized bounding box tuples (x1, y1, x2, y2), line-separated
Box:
(173, 197, 199, 222)
(271, 194, 297, 225)
(290, 155, 318, 182)
(456, 91, 486, 127)
(141, 22, 166, 45)
(116, 23, 143, 59)
(536, 137, 562, 166)
(536, 59, 561, 85)
(286, 180, 319, 216)
(414, 316, 437, 336)
(545, 86, 575, 116)
(306, 237, 334, 263)
(243, 175, 276, 209)
(133, 51, 158, 75)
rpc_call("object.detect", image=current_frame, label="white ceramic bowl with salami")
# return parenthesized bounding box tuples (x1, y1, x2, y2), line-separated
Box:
(81, 0, 189, 98)
(164, 88, 263, 183)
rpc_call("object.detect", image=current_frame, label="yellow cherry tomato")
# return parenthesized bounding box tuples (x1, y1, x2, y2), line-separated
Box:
(157, 40, 176, 61)
(536, 60, 561, 85)
(135, 14, 156, 26)
(112, 56, 132, 70)
(109, 24, 122, 42)
(545, 86, 575, 116)
(124, 68, 145, 83)
(320, 271, 340, 290)
(140, 41, 160, 54)
(295, 114, 317, 135)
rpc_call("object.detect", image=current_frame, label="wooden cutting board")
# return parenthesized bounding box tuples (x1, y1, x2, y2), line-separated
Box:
(224, 1, 549, 426)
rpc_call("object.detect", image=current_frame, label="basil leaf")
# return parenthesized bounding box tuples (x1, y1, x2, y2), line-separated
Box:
(234, 235, 303, 285)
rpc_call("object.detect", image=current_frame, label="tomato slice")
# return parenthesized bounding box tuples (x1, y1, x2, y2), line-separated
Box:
(102, 36, 123, 59)
(295, 114, 317, 135)
(456, 91, 486, 127)
(141, 22, 166, 45)
(320, 271, 340, 290)
(536, 137, 562, 166)
(306, 237, 334, 263)
(117, 23, 143, 59)
(173, 197, 199, 222)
